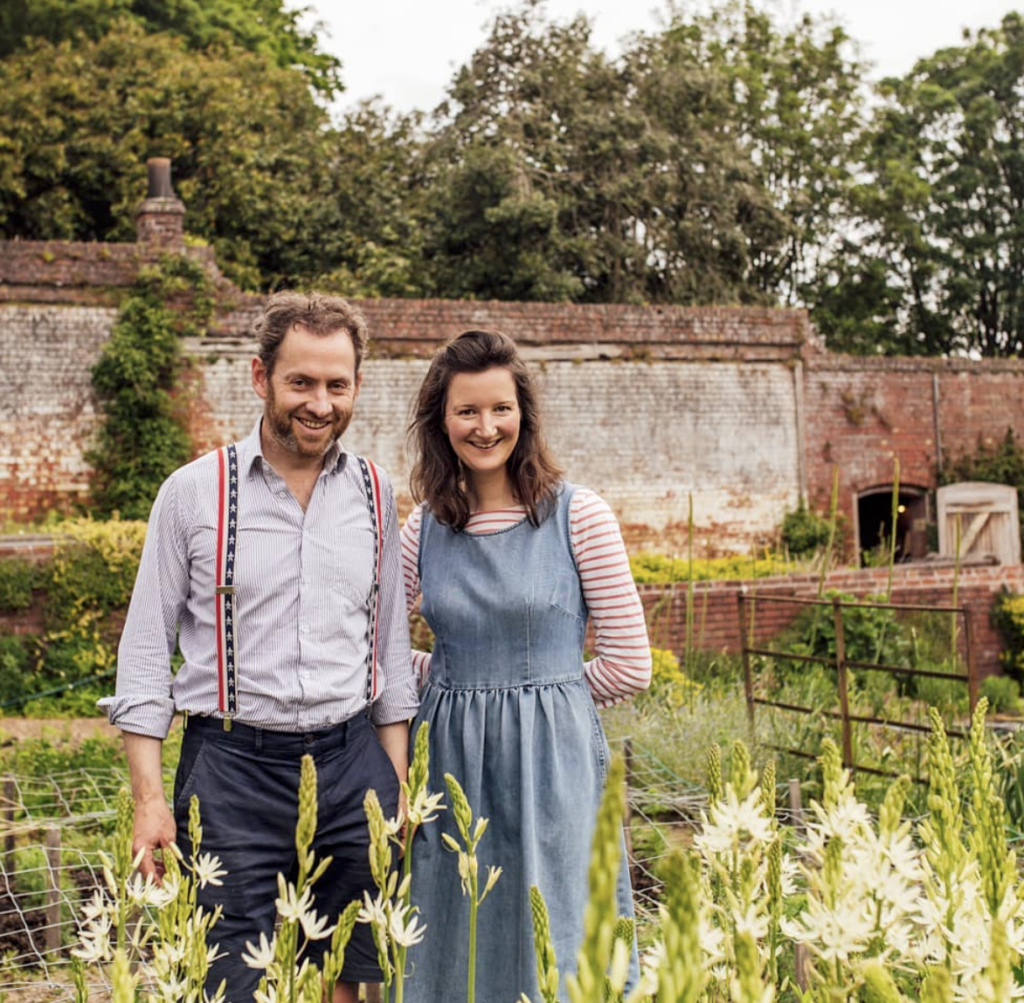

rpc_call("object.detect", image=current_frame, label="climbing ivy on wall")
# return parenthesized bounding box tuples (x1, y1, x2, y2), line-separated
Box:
(88, 255, 214, 520)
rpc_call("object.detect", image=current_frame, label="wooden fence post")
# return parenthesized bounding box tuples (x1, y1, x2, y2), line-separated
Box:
(788, 779, 804, 836)
(45, 825, 61, 954)
(832, 597, 853, 771)
(623, 739, 635, 866)
(2, 776, 15, 856)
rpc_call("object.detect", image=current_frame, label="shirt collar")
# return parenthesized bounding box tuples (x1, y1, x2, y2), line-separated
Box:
(238, 417, 349, 478)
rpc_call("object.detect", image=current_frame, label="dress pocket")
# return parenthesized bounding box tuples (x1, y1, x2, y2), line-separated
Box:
(545, 571, 584, 622)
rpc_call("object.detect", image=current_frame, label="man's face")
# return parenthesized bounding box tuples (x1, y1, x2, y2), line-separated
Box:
(252, 324, 362, 463)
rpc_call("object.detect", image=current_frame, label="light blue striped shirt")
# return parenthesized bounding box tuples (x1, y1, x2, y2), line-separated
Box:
(103, 420, 419, 738)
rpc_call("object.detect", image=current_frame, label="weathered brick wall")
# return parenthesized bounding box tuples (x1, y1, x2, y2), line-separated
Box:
(0, 305, 117, 520)
(2, 234, 1024, 557)
(192, 338, 804, 551)
(803, 356, 1024, 531)
(0, 239, 219, 305)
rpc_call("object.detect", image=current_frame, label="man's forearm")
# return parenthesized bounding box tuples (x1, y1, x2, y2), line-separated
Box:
(376, 721, 410, 784)
(123, 731, 176, 880)
(123, 732, 167, 802)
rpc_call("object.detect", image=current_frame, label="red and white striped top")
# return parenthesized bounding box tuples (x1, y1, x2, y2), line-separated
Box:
(400, 489, 652, 708)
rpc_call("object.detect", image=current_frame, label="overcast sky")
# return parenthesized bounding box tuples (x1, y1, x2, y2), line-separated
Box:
(296, 0, 1020, 115)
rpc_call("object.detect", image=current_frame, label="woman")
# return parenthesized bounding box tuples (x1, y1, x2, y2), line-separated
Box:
(400, 330, 652, 1003)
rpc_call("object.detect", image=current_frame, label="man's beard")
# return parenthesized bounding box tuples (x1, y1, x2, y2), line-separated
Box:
(264, 383, 350, 459)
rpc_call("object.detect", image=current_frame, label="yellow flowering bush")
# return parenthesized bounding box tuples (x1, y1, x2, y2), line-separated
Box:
(630, 552, 795, 585)
(993, 588, 1024, 682)
(640, 648, 703, 710)
(0, 517, 147, 714)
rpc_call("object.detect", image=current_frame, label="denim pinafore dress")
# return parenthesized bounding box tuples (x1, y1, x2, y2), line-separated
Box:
(406, 484, 638, 1003)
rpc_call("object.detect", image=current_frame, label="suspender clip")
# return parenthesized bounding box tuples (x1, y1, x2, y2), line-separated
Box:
(215, 586, 235, 596)
(222, 716, 233, 732)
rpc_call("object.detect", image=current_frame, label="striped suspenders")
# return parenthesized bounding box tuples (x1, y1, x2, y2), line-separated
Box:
(214, 445, 239, 724)
(356, 456, 384, 704)
(213, 446, 384, 725)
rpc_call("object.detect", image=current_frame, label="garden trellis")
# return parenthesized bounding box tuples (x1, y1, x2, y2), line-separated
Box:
(738, 591, 979, 781)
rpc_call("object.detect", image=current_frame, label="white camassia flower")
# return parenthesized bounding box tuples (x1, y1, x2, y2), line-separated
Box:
(388, 906, 426, 948)
(241, 931, 276, 970)
(275, 878, 316, 925)
(783, 897, 875, 964)
(357, 890, 389, 932)
(192, 852, 228, 888)
(406, 789, 446, 827)
(298, 905, 335, 941)
(72, 919, 113, 964)
(694, 788, 774, 855)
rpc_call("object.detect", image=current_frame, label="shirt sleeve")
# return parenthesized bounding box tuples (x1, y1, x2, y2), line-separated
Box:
(369, 470, 421, 725)
(571, 489, 652, 708)
(100, 475, 189, 738)
(400, 504, 432, 686)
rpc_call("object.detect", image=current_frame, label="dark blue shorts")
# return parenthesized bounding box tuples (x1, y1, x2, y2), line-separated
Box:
(173, 713, 401, 1001)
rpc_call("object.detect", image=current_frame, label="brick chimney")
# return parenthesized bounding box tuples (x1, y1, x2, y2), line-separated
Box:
(135, 157, 186, 249)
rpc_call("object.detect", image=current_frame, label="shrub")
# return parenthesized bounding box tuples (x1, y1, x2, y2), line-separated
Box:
(981, 674, 1021, 715)
(0, 556, 38, 612)
(993, 588, 1024, 684)
(0, 518, 145, 714)
(42, 518, 147, 628)
(629, 551, 793, 584)
(640, 647, 703, 709)
(87, 255, 212, 520)
(780, 501, 832, 557)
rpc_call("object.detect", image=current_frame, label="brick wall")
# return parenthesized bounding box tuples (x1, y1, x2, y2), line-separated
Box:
(192, 339, 804, 551)
(2, 234, 1024, 558)
(803, 356, 1024, 534)
(624, 561, 1024, 682)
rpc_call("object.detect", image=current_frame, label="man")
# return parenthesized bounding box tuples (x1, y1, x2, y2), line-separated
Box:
(103, 292, 419, 1001)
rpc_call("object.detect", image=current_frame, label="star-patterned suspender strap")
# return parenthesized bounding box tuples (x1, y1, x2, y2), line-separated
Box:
(215, 444, 239, 727)
(357, 456, 383, 705)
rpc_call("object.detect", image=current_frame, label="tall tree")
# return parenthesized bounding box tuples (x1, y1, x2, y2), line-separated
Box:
(0, 0, 341, 96)
(313, 100, 429, 298)
(416, 3, 601, 301)
(814, 12, 1024, 356)
(628, 2, 866, 306)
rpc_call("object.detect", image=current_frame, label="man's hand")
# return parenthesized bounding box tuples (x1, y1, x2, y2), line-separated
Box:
(122, 731, 173, 883)
(133, 795, 176, 882)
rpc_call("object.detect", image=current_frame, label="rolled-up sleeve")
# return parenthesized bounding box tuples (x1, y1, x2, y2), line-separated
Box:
(99, 476, 189, 738)
(369, 472, 420, 725)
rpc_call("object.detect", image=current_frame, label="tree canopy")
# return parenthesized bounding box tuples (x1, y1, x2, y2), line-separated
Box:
(2, 0, 1023, 357)
(0, 0, 341, 95)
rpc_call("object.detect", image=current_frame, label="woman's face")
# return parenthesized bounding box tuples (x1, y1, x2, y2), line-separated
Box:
(443, 367, 522, 480)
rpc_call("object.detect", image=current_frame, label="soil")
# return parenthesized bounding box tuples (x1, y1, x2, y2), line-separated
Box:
(0, 718, 120, 746)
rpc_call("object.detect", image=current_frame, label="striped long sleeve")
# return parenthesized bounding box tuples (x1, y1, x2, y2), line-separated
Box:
(399, 491, 652, 704)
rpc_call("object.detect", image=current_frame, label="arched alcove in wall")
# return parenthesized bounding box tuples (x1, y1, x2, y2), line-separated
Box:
(855, 484, 930, 564)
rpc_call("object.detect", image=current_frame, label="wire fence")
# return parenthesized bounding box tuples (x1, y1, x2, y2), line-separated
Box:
(0, 743, 706, 1002)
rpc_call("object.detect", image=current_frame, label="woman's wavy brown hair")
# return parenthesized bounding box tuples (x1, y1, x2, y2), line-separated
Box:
(409, 330, 563, 531)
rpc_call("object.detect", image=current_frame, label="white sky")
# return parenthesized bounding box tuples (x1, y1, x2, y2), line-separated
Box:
(296, 0, 1021, 115)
